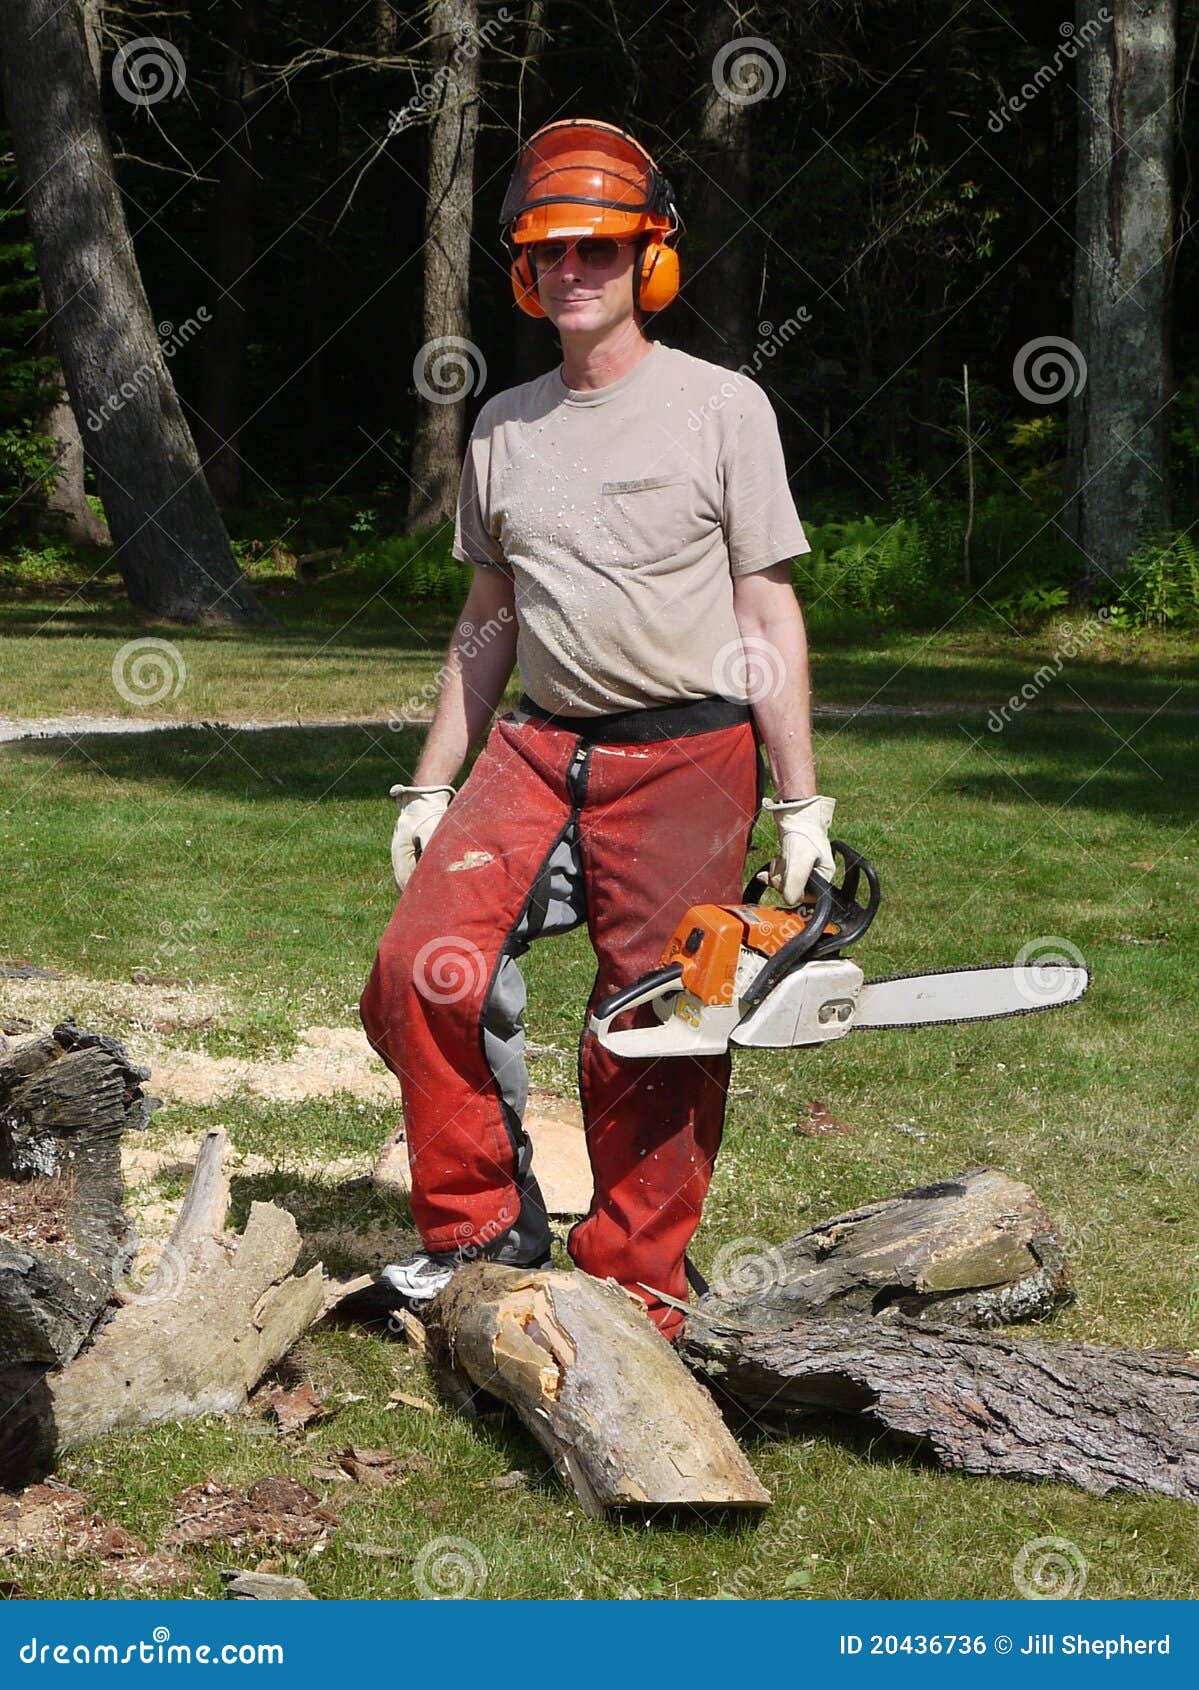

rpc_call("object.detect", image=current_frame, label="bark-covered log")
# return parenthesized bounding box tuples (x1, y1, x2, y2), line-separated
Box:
(695, 1167, 1072, 1331)
(680, 1308, 1199, 1502)
(0, 1020, 159, 1366)
(425, 1263, 770, 1516)
(0, 1129, 326, 1485)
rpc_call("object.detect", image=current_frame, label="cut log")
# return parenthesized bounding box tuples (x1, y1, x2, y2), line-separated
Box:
(694, 1167, 1072, 1331)
(0, 1127, 325, 1485)
(0, 1019, 159, 1367)
(425, 1262, 770, 1516)
(680, 1307, 1199, 1501)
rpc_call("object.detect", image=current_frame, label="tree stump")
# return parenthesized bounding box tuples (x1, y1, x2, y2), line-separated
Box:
(0, 1023, 326, 1486)
(0, 1019, 158, 1368)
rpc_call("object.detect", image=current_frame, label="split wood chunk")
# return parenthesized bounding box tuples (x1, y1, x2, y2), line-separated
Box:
(694, 1167, 1071, 1330)
(425, 1262, 770, 1517)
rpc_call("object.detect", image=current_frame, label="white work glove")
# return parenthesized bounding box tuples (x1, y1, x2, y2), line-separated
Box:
(761, 793, 836, 906)
(390, 783, 455, 893)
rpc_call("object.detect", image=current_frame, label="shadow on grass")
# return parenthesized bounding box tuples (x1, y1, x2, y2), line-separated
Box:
(6, 710, 1196, 824)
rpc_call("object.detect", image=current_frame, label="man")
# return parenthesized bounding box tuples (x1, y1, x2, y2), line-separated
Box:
(359, 118, 834, 1343)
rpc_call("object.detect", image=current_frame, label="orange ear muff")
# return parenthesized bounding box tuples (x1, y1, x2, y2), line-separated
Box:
(511, 248, 547, 318)
(510, 237, 680, 319)
(637, 239, 679, 313)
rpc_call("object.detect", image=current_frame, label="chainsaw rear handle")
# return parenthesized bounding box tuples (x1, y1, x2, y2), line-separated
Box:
(739, 841, 880, 1011)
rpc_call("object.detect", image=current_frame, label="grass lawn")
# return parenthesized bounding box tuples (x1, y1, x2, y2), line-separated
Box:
(1, 564, 1198, 1599)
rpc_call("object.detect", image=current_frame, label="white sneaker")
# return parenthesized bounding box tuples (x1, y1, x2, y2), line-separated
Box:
(379, 1249, 458, 1303)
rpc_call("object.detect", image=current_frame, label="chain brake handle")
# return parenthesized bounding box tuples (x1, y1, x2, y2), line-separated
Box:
(739, 841, 880, 1011)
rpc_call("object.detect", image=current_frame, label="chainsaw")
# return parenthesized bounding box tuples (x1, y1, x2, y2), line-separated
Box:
(588, 841, 1088, 1058)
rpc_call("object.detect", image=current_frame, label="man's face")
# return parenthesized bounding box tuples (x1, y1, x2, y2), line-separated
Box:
(530, 235, 640, 336)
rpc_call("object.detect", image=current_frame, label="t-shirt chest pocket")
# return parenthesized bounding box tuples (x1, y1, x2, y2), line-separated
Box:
(599, 473, 692, 564)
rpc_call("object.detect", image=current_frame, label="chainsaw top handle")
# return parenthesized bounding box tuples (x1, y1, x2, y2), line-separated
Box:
(740, 840, 880, 1013)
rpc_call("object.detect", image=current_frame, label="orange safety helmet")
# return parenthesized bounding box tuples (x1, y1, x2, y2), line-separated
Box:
(499, 118, 682, 319)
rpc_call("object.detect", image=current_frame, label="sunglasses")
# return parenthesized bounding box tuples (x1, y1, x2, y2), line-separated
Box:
(529, 236, 631, 270)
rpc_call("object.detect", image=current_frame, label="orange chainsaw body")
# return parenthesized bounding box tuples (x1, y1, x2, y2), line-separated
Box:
(659, 903, 834, 1007)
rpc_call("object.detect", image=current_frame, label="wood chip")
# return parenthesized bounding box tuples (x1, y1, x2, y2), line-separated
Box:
(268, 1383, 328, 1435)
(385, 1389, 436, 1413)
(163, 1476, 335, 1550)
(794, 1100, 852, 1137)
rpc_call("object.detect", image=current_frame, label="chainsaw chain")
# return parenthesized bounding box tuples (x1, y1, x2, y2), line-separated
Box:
(857, 961, 1090, 1033)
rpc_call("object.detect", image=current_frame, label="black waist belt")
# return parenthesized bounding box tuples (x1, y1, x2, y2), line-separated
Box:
(516, 691, 752, 744)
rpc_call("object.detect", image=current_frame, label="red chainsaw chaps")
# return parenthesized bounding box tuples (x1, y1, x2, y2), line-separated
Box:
(360, 709, 762, 1341)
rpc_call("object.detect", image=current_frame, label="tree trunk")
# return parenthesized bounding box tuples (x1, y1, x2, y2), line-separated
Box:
(406, 0, 482, 535)
(28, 3, 111, 549)
(1067, 0, 1176, 590)
(31, 349, 111, 547)
(684, 2, 754, 367)
(194, 0, 264, 512)
(510, 1, 553, 384)
(0, 0, 263, 624)
(425, 1262, 771, 1515)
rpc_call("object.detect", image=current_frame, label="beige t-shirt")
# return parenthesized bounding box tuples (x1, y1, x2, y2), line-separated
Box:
(451, 339, 811, 716)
